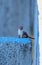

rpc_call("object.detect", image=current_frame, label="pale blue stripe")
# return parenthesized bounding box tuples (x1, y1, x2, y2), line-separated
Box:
(0, 37, 32, 43)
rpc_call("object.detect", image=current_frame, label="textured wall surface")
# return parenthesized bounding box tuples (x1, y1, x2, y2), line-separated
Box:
(0, 43, 32, 65)
(0, 0, 31, 37)
(0, 0, 39, 65)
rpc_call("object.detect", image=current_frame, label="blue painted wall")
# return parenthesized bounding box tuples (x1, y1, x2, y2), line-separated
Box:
(0, 0, 31, 37)
(34, 0, 39, 65)
(0, 0, 39, 65)
(0, 42, 32, 65)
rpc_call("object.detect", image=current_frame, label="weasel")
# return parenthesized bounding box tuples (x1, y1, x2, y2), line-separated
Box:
(18, 26, 34, 39)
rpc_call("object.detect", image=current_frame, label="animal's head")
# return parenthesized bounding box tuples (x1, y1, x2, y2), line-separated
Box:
(18, 26, 23, 30)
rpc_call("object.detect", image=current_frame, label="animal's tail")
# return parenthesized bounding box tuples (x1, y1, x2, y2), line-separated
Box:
(28, 36, 35, 39)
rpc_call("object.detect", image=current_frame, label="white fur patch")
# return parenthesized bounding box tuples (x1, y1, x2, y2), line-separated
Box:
(18, 29, 23, 37)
